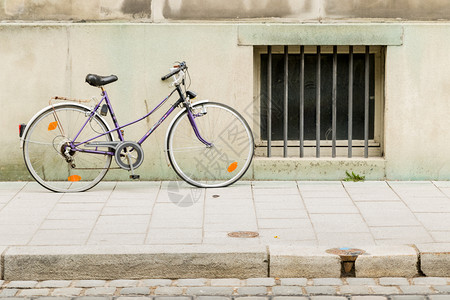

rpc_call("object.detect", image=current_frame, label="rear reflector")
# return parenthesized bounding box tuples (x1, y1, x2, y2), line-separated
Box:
(19, 124, 26, 137)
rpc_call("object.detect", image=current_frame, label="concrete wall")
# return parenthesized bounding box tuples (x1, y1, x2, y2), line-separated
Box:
(1, 0, 449, 21)
(0, 22, 449, 181)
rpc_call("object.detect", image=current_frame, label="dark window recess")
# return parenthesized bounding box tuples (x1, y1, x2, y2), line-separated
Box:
(260, 53, 375, 141)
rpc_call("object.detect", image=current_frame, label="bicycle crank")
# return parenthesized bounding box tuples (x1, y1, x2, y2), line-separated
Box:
(114, 141, 144, 171)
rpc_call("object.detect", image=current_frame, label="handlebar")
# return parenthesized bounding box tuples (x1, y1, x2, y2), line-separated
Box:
(161, 62, 187, 81)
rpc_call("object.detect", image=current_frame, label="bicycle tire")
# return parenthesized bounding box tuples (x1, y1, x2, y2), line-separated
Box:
(166, 101, 254, 188)
(23, 104, 113, 192)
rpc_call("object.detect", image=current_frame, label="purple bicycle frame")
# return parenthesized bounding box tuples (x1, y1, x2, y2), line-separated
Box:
(69, 85, 211, 156)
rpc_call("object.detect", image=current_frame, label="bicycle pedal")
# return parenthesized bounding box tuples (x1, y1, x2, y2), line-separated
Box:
(130, 175, 140, 180)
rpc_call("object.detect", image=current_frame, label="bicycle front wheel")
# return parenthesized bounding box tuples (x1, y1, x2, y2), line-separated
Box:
(23, 104, 113, 192)
(167, 102, 254, 188)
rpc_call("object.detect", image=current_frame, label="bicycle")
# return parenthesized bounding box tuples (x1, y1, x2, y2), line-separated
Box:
(19, 62, 254, 192)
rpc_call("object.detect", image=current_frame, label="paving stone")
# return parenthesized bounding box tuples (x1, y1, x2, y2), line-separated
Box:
(245, 278, 276, 286)
(429, 296, 450, 300)
(0, 289, 18, 297)
(345, 278, 377, 285)
(378, 277, 410, 286)
(339, 285, 370, 294)
(73, 297, 111, 300)
(18, 289, 50, 297)
(235, 297, 270, 300)
(433, 285, 450, 293)
(6, 281, 38, 288)
(351, 297, 388, 300)
(140, 279, 173, 287)
(210, 278, 242, 286)
(272, 286, 304, 295)
(36, 280, 72, 288)
(412, 277, 448, 285)
(236, 287, 268, 295)
(85, 287, 117, 296)
(109, 280, 139, 287)
(279, 278, 308, 286)
(310, 297, 347, 300)
(36, 297, 72, 300)
(312, 278, 343, 286)
(116, 297, 152, 300)
(74, 280, 107, 288)
(52, 288, 83, 296)
(398, 285, 434, 294)
(197, 297, 230, 300)
(120, 287, 151, 295)
(390, 296, 427, 300)
(154, 297, 192, 300)
(272, 297, 308, 300)
(369, 286, 401, 294)
(280, 278, 308, 286)
(305, 286, 338, 295)
(154, 287, 184, 295)
(176, 279, 208, 286)
(185, 287, 233, 295)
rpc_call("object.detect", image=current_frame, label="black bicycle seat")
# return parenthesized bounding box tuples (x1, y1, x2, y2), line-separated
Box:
(85, 74, 118, 87)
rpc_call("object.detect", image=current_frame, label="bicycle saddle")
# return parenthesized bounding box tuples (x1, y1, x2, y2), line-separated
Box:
(85, 74, 118, 87)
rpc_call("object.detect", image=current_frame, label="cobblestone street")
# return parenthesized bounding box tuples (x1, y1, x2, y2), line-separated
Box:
(1, 278, 450, 299)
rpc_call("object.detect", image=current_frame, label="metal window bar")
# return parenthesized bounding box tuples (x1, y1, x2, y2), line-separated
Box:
(299, 45, 305, 158)
(316, 46, 321, 158)
(348, 46, 353, 158)
(264, 45, 372, 158)
(364, 45, 370, 158)
(284, 45, 289, 158)
(267, 46, 272, 157)
(332, 45, 337, 158)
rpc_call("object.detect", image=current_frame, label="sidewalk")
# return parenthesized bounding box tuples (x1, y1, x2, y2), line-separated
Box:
(0, 181, 449, 280)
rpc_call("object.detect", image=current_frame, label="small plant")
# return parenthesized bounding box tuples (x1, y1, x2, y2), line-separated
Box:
(344, 171, 365, 182)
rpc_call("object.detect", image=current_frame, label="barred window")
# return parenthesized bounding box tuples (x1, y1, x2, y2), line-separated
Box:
(254, 45, 384, 158)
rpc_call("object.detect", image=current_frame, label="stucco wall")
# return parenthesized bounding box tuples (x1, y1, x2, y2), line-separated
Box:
(384, 25, 450, 179)
(0, 23, 449, 181)
(0, 23, 253, 181)
(1, 0, 449, 21)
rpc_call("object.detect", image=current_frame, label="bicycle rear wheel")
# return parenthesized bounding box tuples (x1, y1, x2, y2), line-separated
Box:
(23, 104, 113, 192)
(167, 102, 254, 188)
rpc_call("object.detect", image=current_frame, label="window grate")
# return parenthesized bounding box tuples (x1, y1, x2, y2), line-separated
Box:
(259, 45, 382, 158)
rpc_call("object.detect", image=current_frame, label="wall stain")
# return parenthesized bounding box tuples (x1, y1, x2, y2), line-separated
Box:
(144, 99, 151, 126)
(121, 0, 151, 17)
(325, 0, 450, 19)
(163, 0, 296, 19)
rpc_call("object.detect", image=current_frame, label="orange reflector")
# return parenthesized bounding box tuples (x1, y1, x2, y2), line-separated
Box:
(68, 175, 81, 182)
(48, 121, 58, 131)
(227, 162, 238, 173)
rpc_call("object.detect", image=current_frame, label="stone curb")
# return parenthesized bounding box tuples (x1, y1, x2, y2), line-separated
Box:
(416, 244, 450, 277)
(0, 245, 448, 280)
(2, 245, 268, 280)
(355, 246, 418, 278)
(269, 246, 341, 278)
